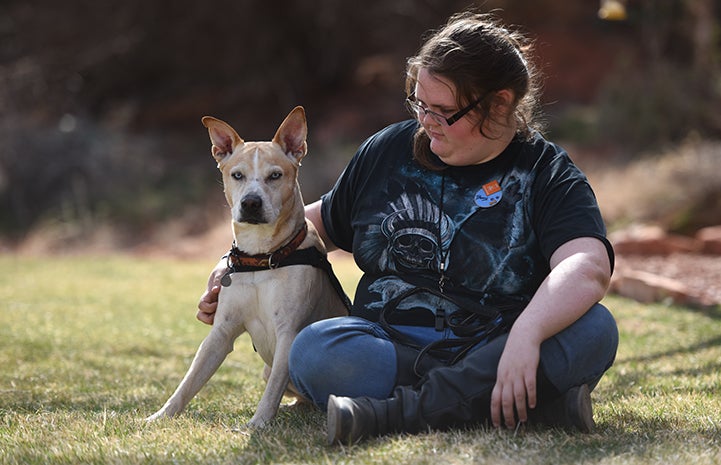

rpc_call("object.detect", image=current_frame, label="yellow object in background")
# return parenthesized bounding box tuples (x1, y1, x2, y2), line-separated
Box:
(598, 0, 627, 21)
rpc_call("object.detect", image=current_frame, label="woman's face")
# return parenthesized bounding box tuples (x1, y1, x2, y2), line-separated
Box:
(413, 68, 514, 166)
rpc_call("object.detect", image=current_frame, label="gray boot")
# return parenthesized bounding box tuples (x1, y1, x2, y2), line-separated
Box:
(326, 394, 404, 445)
(528, 383, 595, 433)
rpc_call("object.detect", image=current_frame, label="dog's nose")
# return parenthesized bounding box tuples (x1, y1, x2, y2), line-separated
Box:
(241, 194, 263, 213)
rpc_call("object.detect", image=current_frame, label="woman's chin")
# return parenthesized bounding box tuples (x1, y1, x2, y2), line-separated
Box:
(429, 140, 448, 158)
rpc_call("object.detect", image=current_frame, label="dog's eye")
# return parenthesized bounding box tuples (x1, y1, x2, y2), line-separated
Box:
(231, 172, 244, 181)
(267, 171, 282, 181)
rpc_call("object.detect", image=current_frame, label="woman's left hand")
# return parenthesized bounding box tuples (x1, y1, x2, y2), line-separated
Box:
(490, 330, 541, 429)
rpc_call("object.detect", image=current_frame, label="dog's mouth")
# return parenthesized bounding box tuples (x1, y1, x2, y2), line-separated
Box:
(238, 214, 268, 225)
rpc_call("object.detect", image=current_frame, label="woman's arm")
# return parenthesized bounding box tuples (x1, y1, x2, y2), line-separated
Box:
(305, 199, 337, 252)
(490, 236, 612, 428)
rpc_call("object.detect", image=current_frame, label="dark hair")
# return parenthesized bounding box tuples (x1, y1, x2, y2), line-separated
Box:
(406, 12, 544, 170)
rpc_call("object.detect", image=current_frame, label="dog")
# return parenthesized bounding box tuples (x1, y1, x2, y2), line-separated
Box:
(146, 106, 349, 428)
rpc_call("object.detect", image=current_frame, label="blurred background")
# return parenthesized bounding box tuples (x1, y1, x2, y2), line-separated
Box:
(1, 0, 720, 256)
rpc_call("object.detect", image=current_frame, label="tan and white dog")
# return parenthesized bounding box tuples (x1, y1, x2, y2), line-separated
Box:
(147, 106, 349, 427)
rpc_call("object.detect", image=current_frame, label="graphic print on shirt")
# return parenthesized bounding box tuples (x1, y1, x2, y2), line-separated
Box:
(379, 191, 454, 275)
(356, 187, 458, 316)
(353, 167, 539, 319)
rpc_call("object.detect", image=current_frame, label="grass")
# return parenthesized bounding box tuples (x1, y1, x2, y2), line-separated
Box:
(1, 254, 720, 464)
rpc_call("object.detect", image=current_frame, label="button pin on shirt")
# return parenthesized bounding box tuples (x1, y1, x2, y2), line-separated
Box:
(475, 180, 503, 208)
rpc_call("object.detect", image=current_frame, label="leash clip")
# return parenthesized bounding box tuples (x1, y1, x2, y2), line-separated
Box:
(267, 253, 279, 269)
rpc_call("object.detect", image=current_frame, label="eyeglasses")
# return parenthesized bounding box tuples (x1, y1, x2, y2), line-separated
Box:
(405, 95, 483, 126)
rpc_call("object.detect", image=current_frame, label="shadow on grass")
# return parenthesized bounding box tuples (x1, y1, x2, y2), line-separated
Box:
(619, 333, 721, 365)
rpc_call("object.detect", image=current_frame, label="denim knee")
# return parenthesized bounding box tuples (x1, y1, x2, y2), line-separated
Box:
(540, 303, 619, 392)
(288, 320, 331, 404)
(288, 317, 397, 408)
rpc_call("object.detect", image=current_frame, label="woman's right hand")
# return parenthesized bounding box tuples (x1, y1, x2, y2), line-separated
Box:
(197, 259, 228, 325)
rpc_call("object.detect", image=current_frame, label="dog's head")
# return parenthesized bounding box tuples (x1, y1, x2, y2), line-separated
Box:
(202, 107, 307, 237)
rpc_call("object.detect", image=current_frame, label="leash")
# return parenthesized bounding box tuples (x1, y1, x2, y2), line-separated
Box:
(220, 223, 352, 312)
(377, 286, 517, 375)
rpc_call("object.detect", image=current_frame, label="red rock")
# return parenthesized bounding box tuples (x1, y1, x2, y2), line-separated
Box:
(609, 268, 710, 308)
(696, 225, 721, 254)
(609, 224, 700, 255)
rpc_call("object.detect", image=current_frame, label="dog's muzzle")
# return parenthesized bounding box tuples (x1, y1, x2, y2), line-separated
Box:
(239, 194, 266, 224)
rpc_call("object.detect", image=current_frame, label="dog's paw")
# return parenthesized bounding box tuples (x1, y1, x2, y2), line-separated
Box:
(230, 422, 256, 435)
(144, 411, 167, 423)
(245, 417, 270, 429)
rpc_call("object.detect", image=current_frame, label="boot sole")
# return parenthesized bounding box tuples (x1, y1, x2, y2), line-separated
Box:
(567, 384, 595, 433)
(326, 394, 343, 445)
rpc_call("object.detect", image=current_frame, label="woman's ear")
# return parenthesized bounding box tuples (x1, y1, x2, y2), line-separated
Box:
(492, 89, 516, 117)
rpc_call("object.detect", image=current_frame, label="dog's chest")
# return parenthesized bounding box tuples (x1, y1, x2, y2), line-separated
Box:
(218, 267, 319, 362)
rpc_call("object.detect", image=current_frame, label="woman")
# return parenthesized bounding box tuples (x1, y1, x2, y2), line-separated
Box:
(198, 12, 618, 445)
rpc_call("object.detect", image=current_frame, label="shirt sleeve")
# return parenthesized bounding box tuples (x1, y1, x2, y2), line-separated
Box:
(320, 163, 357, 253)
(530, 145, 615, 273)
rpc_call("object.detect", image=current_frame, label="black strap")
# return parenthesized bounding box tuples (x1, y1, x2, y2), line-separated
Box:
(226, 247, 352, 312)
(301, 249, 353, 313)
(413, 315, 507, 368)
(378, 285, 510, 374)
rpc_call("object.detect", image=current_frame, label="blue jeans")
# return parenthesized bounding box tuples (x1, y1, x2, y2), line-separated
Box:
(289, 303, 618, 409)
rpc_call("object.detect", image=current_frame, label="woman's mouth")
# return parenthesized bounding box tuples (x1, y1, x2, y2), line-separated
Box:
(426, 128, 444, 140)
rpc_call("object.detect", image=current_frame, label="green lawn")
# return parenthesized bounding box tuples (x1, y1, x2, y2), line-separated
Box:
(1, 254, 720, 464)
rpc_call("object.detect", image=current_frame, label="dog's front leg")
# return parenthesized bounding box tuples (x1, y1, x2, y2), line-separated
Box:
(246, 331, 296, 428)
(146, 320, 243, 421)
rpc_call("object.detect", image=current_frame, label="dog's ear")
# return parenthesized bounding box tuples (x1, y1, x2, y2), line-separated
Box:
(273, 106, 307, 163)
(201, 116, 244, 162)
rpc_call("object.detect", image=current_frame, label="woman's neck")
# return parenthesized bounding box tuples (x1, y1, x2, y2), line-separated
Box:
(473, 120, 518, 165)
